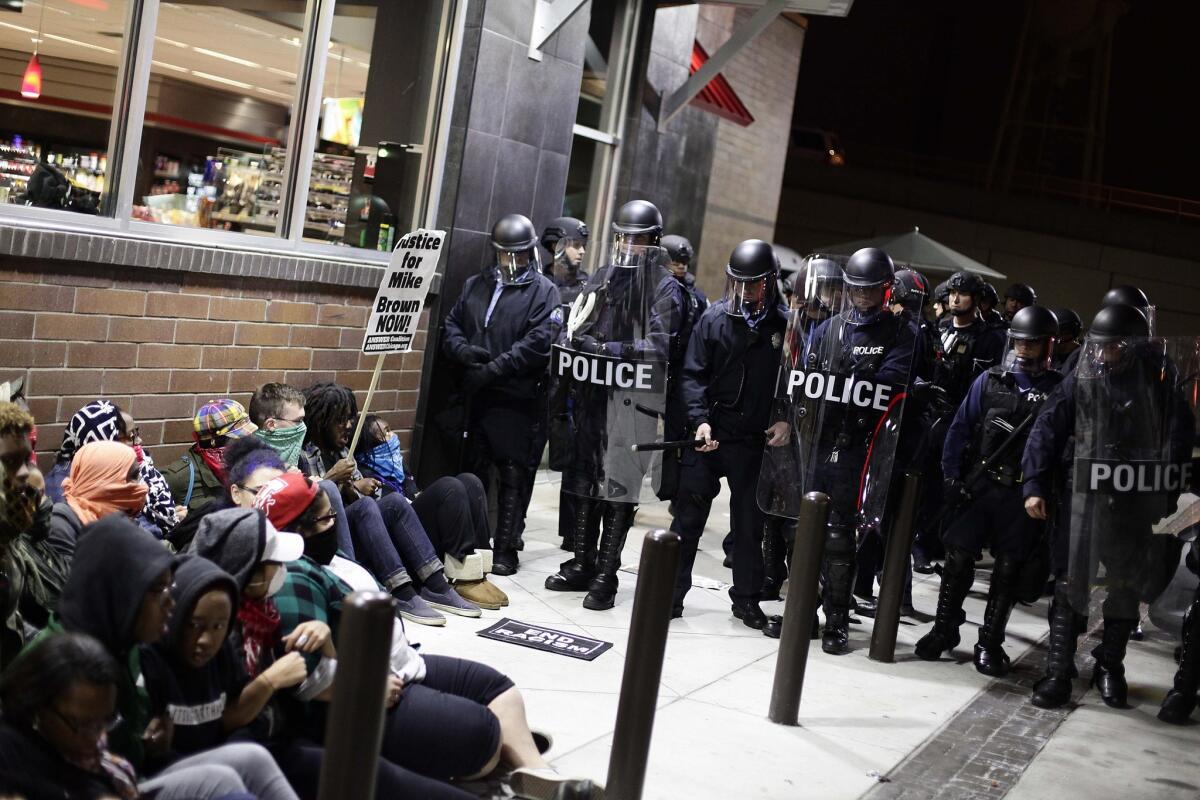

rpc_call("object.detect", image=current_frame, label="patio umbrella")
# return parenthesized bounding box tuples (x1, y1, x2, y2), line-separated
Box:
(814, 227, 1006, 279)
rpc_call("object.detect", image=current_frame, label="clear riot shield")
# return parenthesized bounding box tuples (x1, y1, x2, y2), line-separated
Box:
(1067, 336, 1199, 618)
(758, 270, 916, 532)
(549, 244, 673, 504)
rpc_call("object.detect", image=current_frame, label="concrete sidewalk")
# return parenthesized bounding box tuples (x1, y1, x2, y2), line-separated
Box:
(409, 474, 1200, 799)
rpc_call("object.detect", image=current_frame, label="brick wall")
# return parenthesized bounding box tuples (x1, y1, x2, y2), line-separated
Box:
(0, 257, 427, 471)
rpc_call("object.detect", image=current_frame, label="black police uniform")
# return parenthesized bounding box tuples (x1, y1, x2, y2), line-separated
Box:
(661, 235, 710, 493)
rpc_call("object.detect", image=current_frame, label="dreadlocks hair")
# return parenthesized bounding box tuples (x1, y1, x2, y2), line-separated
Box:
(0, 401, 34, 438)
(302, 383, 358, 450)
(249, 382, 305, 427)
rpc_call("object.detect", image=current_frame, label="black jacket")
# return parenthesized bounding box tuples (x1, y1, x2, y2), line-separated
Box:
(442, 268, 561, 401)
(0, 719, 124, 800)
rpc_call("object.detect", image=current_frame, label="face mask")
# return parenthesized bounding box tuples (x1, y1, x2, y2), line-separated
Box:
(366, 434, 405, 483)
(266, 566, 287, 597)
(304, 528, 338, 565)
(256, 422, 307, 469)
(132, 444, 146, 464)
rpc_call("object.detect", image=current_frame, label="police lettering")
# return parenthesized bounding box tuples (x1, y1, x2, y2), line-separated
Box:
(1085, 461, 1193, 494)
(556, 349, 654, 390)
(785, 370, 893, 411)
(852, 345, 884, 356)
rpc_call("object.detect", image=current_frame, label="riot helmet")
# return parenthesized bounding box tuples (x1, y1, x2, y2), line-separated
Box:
(946, 270, 983, 318)
(1101, 284, 1155, 333)
(891, 268, 930, 314)
(723, 239, 778, 326)
(800, 255, 844, 319)
(661, 234, 693, 280)
(979, 282, 999, 311)
(1003, 282, 1036, 319)
(1005, 305, 1058, 374)
(932, 280, 951, 316)
(1082, 303, 1151, 376)
(842, 247, 895, 315)
(1054, 307, 1082, 344)
(490, 213, 540, 284)
(541, 216, 589, 283)
(610, 199, 663, 267)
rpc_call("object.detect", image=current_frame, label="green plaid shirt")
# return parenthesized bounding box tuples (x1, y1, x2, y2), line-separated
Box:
(273, 556, 354, 674)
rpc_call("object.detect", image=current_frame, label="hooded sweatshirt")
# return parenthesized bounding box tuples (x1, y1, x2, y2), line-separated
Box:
(141, 556, 250, 768)
(189, 507, 268, 591)
(46, 514, 175, 770)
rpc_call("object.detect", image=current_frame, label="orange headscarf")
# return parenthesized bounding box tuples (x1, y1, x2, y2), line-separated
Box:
(62, 441, 148, 525)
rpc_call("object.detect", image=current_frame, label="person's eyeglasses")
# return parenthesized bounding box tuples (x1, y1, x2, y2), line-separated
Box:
(315, 511, 338, 524)
(271, 416, 305, 428)
(236, 484, 265, 496)
(46, 705, 123, 738)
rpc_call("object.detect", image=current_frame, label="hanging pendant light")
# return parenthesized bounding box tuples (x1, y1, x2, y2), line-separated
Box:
(21, 0, 49, 100)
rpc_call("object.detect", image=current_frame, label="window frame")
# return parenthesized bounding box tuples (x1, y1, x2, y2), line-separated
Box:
(0, 0, 466, 265)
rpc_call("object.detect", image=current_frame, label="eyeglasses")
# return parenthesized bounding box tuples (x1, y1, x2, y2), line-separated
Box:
(45, 705, 123, 738)
(271, 416, 305, 427)
(314, 511, 338, 524)
(236, 484, 265, 496)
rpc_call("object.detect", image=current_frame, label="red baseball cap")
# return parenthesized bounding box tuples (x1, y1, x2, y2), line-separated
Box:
(252, 472, 319, 531)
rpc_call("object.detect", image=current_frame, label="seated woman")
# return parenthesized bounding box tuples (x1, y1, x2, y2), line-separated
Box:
(35, 515, 298, 800)
(248, 473, 588, 799)
(299, 383, 480, 622)
(45, 400, 176, 537)
(162, 399, 259, 518)
(356, 414, 506, 609)
(51, 440, 149, 559)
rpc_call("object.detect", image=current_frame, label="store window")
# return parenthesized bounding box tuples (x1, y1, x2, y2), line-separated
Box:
(0, 0, 129, 214)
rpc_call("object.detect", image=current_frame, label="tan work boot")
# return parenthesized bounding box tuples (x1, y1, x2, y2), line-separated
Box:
(454, 578, 505, 610)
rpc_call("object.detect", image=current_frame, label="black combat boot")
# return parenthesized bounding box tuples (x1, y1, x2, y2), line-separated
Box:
(490, 463, 527, 576)
(1091, 618, 1136, 708)
(1159, 601, 1199, 724)
(821, 525, 856, 655)
(915, 548, 975, 661)
(1031, 578, 1080, 709)
(761, 518, 787, 601)
(558, 489, 578, 553)
(583, 502, 635, 610)
(974, 554, 1020, 676)
(545, 496, 599, 591)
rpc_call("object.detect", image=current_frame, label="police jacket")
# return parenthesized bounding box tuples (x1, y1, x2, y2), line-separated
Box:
(809, 307, 918, 386)
(935, 316, 1007, 405)
(942, 366, 1063, 482)
(443, 267, 561, 401)
(574, 264, 683, 362)
(672, 272, 709, 372)
(682, 300, 788, 437)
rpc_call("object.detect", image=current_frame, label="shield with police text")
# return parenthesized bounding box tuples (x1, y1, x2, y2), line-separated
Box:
(1067, 336, 1199, 617)
(758, 272, 916, 531)
(549, 245, 675, 504)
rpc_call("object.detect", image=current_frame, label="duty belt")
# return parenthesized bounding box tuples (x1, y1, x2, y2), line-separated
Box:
(985, 463, 1023, 487)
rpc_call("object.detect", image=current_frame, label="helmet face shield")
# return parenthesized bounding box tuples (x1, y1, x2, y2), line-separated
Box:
(723, 274, 773, 323)
(495, 247, 539, 284)
(553, 238, 586, 281)
(1003, 333, 1053, 373)
(845, 281, 889, 315)
(611, 233, 655, 268)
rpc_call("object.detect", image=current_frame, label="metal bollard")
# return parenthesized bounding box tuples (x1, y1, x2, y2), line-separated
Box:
(869, 472, 922, 663)
(768, 492, 830, 726)
(606, 529, 680, 800)
(318, 591, 395, 800)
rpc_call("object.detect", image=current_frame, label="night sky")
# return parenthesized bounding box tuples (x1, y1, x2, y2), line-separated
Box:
(793, 1, 1196, 199)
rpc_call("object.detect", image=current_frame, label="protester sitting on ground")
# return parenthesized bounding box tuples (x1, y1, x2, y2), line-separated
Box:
(37, 514, 298, 799)
(190, 505, 495, 800)
(355, 413, 506, 609)
(0, 631, 260, 799)
(51, 440, 148, 554)
(249, 473, 585, 800)
(162, 399, 259, 517)
(45, 400, 177, 537)
(298, 382, 479, 623)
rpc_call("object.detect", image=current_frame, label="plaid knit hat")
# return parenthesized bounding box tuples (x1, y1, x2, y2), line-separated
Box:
(252, 472, 319, 531)
(195, 399, 258, 440)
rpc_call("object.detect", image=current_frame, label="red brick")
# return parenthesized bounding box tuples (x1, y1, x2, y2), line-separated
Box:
(136, 420, 165, 446)
(267, 301, 319, 325)
(175, 320, 237, 345)
(183, 281, 240, 298)
(151, 443, 191, 464)
(0, 312, 34, 339)
(67, 342, 139, 368)
(363, 390, 397, 412)
(36, 423, 67, 448)
(0, 341, 33, 367)
(34, 313, 109, 342)
(210, 297, 267, 322)
(228, 370, 287, 393)
(146, 292, 209, 320)
(138, 344, 203, 369)
(108, 317, 176, 343)
(25, 396, 58, 424)
(396, 390, 419, 413)
(103, 369, 171, 394)
(162, 418, 195, 443)
(46, 270, 112, 288)
(235, 323, 290, 347)
(290, 326, 342, 348)
(202, 346, 259, 370)
(57, 395, 130, 422)
(169, 370, 231, 394)
(259, 349, 311, 370)
(339, 327, 365, 348)
(28, 369, 103, 397)
(130, 394, 199, 420)
(397, 370, 422, 391)
(313, 349, 360, 371)
(284, 371, 335, 389)
(0, 283, 75, 313)
(74, 287, 146, 316)
(335, 370, 374, 390)
(317, 304, 369, 327)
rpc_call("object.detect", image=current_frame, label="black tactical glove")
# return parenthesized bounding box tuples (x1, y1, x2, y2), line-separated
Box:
(462, 362, 501, 395)
(572, 334, 602, 355)
(463, 345, 491, 365)
(943, 478, 970, 507)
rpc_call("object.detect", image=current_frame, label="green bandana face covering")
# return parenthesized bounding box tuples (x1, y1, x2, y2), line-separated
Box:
(255, 422, 307, 468)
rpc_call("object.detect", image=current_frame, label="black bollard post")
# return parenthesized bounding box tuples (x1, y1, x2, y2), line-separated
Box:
(606, 529, 680, 800)
(768, 492, 830, 726)
(318, 591, 395, 800)
(869, 472, 922, 663)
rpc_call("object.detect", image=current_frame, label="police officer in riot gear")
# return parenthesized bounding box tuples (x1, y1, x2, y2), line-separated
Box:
(932, 280, 951, 323)
(891, 269, 939, 381)
(1160, 541, 1200, 723)
(546, 199, 683, 610)
(1023, 304, 1194, 709)
(1060, 285, 1155, 374)
(915, 305, 1063, 674)
(1003, 283, 1037, 321)
(670, 239, 789, 628)
(442, 213, 561, 576)
(660, 234, 709, 499)
(795, 256, 844, 336)
(541, 216, 591, 305)
(979, 282, 1005, 328)
(1051, 307, 1082, 370)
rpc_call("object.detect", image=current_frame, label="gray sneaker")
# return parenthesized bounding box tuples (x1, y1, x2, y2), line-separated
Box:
(395, 594, 446, 626)
(420, 586, 482, 618)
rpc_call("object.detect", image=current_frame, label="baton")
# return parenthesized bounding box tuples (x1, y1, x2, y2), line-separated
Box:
(933, 411, 1037, 527)
(632, 433, 762, 452)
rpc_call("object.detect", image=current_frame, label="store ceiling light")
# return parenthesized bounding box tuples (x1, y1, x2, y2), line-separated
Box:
(152, 59, 189, 73)
(0, 21, 38, 34)
(267, 67, 295, 78)
(257, 87, 292, 100)
(155, 35, 188, 48)
(193, 46, 259, 68)
(191, 69, 252, 89)
(43, 32, 115, 53)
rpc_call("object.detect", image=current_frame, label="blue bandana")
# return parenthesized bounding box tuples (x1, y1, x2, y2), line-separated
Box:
(360, 435, 407, 494)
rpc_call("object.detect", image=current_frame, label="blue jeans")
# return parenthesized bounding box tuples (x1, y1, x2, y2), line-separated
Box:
(338, 491, 443, 590)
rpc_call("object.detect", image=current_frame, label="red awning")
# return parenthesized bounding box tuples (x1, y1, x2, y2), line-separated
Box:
(688, 40, 755, 127)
